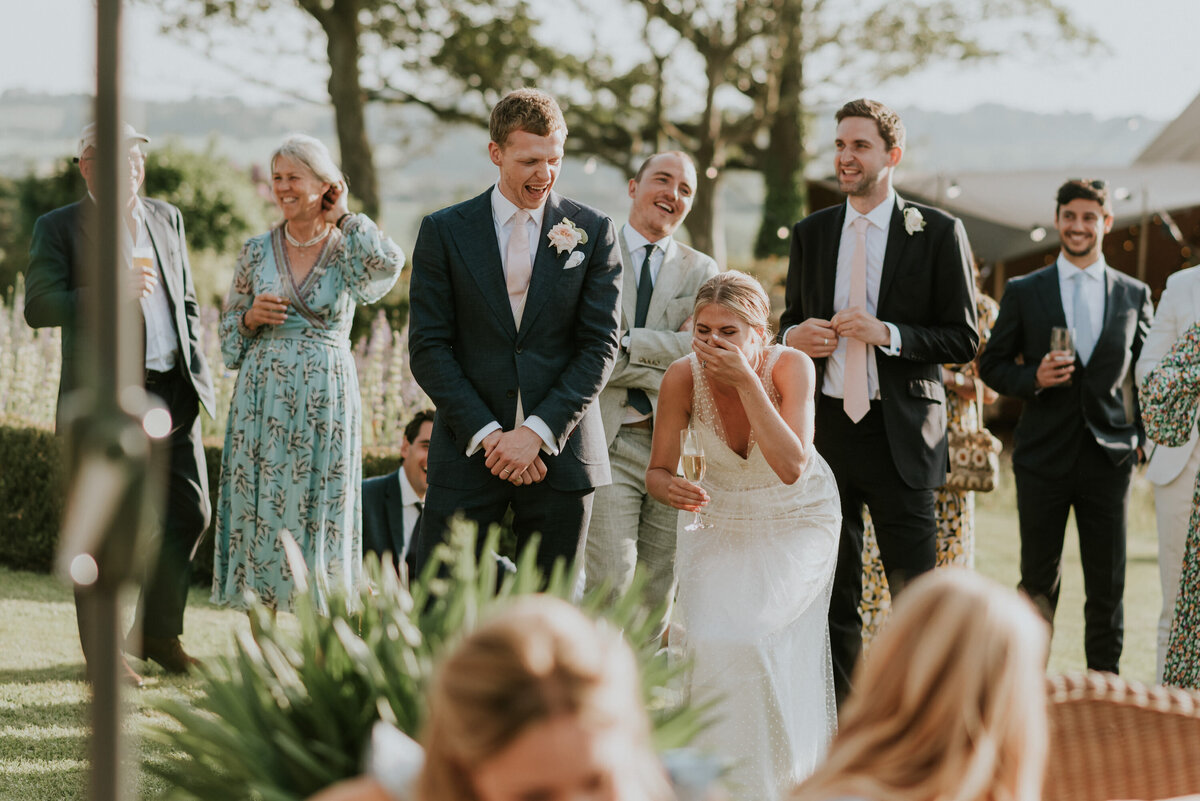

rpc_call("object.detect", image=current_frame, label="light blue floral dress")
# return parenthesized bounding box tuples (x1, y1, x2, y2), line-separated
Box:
(212, 216, 403, 611)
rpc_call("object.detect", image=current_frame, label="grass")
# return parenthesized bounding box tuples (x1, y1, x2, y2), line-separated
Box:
(0, 460, 1163, 801)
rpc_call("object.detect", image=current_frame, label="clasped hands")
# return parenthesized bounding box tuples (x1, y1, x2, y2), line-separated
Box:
(785, 308, 889, 358)
(483, 427, 547, 486)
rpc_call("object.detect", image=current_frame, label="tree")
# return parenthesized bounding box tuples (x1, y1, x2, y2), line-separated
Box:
(149, 0, 1097, 264)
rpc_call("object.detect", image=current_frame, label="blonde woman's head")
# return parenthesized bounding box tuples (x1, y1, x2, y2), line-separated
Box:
(693, 271, 773, 363)
(792, 570, 1048, 801)
(419, 596, 668, 801)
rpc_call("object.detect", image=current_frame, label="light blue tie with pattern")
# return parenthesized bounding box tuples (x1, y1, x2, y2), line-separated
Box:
(1072, 271, 1096, 365)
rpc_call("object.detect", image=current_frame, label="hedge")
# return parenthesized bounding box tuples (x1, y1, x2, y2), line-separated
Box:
(0, 423, 403, 587)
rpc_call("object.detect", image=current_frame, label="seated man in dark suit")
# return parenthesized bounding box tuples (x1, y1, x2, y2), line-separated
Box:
(362, 410, 434, 581)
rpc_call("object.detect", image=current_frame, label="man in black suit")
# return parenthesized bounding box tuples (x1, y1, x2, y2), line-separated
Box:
(980, 179, 1152, 673)
(780, 99, 979, 703)
(362, 409, 434, 580)
(408, 89, 622, 576)
(25, 122, 216, 685)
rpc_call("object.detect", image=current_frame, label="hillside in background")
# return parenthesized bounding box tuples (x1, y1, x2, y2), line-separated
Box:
(0, 91, 1164, 262)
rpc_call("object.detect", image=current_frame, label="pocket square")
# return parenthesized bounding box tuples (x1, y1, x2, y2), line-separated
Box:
(564, 251, 585, 269)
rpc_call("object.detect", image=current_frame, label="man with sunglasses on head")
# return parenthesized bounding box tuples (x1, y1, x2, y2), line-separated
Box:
(25, 122, 215, 687)
(981, 178, 1153, 674)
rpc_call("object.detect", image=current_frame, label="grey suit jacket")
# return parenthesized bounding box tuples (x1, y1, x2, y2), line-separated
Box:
(598, 233, 719, 446)
(24, 196, 216, 424)
(408, 188, 622, 492)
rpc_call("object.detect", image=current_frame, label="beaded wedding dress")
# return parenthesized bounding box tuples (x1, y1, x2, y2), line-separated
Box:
(672, 347, 840, 801)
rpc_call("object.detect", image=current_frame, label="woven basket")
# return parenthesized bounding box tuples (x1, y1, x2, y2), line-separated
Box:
(1046, 672, 1200, 801)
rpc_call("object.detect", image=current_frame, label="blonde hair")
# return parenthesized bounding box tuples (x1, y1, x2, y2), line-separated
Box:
(693, 271, 773, 337)
(418, 596, 668, 801)
(791, 570, 1048, 801)
(270, 133, 344, 186)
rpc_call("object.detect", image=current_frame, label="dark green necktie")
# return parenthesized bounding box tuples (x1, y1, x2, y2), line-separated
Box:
(627, 244, 655, 415)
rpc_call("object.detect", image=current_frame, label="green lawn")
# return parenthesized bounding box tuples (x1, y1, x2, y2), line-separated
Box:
(0, 463, 1163, 801)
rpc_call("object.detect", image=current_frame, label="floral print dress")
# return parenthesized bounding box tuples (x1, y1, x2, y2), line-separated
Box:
(859, 293, 1000, 642)
(1141, 320, 1200, 688)
(212, 216, 403, 611)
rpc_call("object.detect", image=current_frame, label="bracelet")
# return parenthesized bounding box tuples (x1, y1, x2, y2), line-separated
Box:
(335, 212, 353, 229)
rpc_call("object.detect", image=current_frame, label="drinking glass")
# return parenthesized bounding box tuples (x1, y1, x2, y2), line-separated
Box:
(1050, 326, 1075, 385)
(680, 428, 710, 531)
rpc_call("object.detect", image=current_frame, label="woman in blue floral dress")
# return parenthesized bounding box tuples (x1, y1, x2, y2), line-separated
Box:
(212, 134, 403, 612)
(1141, 320, 1200, 688)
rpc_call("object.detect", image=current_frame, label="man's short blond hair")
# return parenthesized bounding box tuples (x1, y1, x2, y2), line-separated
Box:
(489, 89, 567, 148)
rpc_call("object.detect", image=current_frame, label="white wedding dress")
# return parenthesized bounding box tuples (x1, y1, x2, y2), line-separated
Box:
(672, 347, 840, 801)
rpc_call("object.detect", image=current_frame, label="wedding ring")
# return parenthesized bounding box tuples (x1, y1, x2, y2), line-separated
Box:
(701, 360, 708, 368)
(501, 469, 511, 476)
(823, 338, 828, 345)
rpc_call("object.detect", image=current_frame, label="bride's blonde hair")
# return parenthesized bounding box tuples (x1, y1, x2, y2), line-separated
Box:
(693, 271, 773, 338)
(790, 570, 1048, 801)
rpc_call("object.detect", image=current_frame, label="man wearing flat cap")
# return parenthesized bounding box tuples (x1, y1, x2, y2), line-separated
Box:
(25, 122, 215, 686)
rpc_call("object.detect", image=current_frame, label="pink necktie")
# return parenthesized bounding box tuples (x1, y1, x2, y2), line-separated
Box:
(506, 209, 532, 322)
(844, 217, 870, 423)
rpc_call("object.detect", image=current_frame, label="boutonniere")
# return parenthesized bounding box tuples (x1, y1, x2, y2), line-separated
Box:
(903, 207, 925, 235)
(547, 218, 588, 255)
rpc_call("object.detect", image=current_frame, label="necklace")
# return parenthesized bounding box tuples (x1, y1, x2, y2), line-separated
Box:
(284, 222, 331, 248)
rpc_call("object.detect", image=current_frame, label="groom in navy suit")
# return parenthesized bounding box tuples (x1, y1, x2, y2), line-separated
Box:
(780, 99, 978, 703)
(408, 89, 622, 575)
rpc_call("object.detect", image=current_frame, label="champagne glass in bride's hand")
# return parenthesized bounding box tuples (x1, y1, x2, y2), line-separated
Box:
(1050, 326, 1075, 386)
(680, 428, 711, 531)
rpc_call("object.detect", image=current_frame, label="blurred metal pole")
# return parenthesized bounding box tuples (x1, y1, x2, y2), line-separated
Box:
(58, 2, 163, 800)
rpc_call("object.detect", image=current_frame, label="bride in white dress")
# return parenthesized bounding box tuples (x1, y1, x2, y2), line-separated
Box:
(646, 271, 840, 801)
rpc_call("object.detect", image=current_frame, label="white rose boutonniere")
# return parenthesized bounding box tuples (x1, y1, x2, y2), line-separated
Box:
(903, 207, 925, 236)
(547, 218, 588, 255)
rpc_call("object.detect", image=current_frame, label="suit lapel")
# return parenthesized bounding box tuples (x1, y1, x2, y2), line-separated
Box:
(143, 202, 185, 313)
(451, 190, 516, 337)
(876, 196, 909, 310)
(519, 192, 579, 339)
(1034, 266, 1069, 329)
(647, 239, 683, 325)
(619, 231, 637, 328)
(820, 204, 847, 319)
(383, 471, 406, 554)
(1096, 269, 1123, 347)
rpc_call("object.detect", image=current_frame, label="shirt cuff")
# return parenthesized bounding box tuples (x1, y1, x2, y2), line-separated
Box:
(522, 416, 559, 455)
(466, 421, 501, 457)
(878, 322, 902, 356)
(781, 324, 797, 347)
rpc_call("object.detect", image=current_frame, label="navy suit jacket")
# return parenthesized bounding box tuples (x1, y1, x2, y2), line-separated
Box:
(408, 188, 622, 492)
(24, 196, 216, 424)
(979, 264, 1153, 476)
(362, 468, 411, 570)
(780, 196, 979, 489)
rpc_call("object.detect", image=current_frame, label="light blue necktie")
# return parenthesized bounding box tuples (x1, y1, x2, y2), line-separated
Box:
(1071, 271, 1096, 365)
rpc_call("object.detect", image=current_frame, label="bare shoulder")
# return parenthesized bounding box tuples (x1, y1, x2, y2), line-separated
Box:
(771, 347, 816, 391)
(662, 356, 695, 390)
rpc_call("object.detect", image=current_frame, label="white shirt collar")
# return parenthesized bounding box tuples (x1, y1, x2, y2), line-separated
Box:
(491, 185, 547, 231)
(396, 466, 421, 507)
(1056, 252, 1107, 282)
(621, 223, 674, 261)
(843, 189, 896, 233)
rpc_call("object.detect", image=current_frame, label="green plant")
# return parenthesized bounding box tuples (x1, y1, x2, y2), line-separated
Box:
(146, 522, 707, 801)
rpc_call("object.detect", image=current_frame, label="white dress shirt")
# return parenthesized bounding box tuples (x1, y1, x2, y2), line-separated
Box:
(465, 186, 558, 457)
(1056, 252, 1107, 359)
(821, 194, 902, 400)
(127, 199, 179, 371)
(396, 468, 423, 560)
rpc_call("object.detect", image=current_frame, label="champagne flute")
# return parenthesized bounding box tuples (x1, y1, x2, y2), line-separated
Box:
(1050, 326, 1075, 386)
(680, 428, 710, 531)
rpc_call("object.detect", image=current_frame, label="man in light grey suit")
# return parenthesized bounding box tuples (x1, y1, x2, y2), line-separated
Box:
(1135, 264, 1200, 681)
(409, 89, 622, 577)
(584, 151, 719, 630)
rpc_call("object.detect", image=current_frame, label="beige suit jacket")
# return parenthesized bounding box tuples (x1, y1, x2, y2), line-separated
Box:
(1136, 265, 1200, 485)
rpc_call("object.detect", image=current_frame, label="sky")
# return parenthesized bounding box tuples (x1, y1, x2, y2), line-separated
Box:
(2, 0, 1197, 122)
